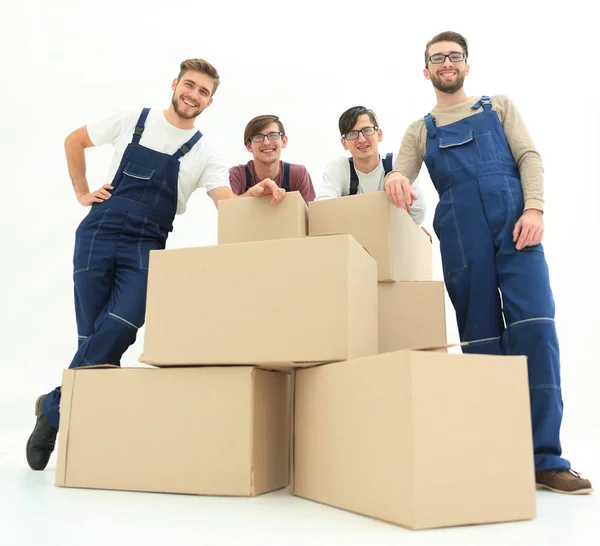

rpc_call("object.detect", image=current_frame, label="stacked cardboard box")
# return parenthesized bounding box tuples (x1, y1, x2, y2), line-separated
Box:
(55, 190, 536, 529)
(55, 191, 377, 498)
(308, 191, 446, 352)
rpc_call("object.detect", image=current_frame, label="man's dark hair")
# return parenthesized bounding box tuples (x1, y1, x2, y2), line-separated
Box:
(338, 106, 379, 137)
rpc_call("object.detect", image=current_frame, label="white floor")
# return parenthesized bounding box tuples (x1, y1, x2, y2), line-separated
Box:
(1, 418, 598, 546)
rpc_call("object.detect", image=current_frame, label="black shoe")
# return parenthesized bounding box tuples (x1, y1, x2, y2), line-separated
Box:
(26, 395, 58, 471)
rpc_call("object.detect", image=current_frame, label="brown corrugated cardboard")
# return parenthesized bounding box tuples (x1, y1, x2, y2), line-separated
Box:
(308, 191, 432, 282)
(378, 281, 447, 353)
(141, 234, 378, 366)
(56, 366, 290, 497)
(218, 191, 307, 244)
(293, 349, 536, 530)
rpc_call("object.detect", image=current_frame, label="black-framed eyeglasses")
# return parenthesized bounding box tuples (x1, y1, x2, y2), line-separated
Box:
(249, 132, 283, 143)
(343, 126, 378, 140)
(427, 52, 466, 64)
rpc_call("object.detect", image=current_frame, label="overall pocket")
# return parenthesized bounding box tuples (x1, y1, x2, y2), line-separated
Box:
(440, 129, 497, 171)
(115, 162, 166, 208)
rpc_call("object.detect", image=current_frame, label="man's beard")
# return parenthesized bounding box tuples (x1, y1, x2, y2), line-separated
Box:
(172, 94, 201, 120)
(431, 71, 466, 94)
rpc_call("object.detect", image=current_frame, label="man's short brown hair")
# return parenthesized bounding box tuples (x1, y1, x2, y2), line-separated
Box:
(424, 31, 469, 67)
(177, 58, 220, 96)
(243, 115, 285, 144)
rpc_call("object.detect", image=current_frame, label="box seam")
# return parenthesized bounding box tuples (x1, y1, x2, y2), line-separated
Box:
(60, 371, 77, 486)
(249, 367, 256, 496)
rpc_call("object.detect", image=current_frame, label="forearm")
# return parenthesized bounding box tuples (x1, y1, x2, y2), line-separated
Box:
(388, 122, 425, 184)
(65, 139, 90, 197)
(518, 157, 544, 211)
(500, 96, 544, 212)
(208, 186, 236, 207)
(64, 127, 96, 199)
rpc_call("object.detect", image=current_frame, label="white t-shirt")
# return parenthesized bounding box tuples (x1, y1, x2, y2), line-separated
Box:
(87, 108, 230, 215)
(316, 153, 426, 225)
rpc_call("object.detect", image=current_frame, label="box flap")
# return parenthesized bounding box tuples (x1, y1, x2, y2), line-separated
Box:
(138, 356, 336, 371)
(411, 342, 469, 352)
(69, 364, 121, 370)
(309, 234, 376, 261)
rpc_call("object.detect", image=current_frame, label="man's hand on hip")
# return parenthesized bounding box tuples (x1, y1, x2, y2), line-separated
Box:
(77, 184, 113, 206)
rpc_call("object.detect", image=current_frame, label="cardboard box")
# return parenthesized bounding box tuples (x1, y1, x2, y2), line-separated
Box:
(218, 191, 307, 244)
(378, 281, 447, 353)
(56, 366, 290, 497)
(308, 191, 432, 282)
(293, 349, 536, 530)
(141, 234, 378, 367)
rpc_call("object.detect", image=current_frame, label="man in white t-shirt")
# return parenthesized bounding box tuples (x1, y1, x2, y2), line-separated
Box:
(26, 58, 285, 472)
(316, 105, 426, 225)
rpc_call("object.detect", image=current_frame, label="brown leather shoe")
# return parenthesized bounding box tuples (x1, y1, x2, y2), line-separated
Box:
(535, 469, 593, 495)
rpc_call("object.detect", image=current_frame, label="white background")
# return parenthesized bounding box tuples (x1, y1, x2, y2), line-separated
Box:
(1, 1, 599, 543)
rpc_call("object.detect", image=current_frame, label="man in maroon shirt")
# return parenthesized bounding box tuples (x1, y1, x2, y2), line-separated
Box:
(229, 114, 316, 203)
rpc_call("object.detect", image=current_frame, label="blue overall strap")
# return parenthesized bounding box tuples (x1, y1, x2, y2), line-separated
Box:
(132, 108, 151, 144)
(348, 158, 359, 195)
(282, 162, 291, 191)
(172, 130, 202, 161)
(244, 164, 253, 191)
(423, 113, 437, 138)
(382, 152, 394, 174)
(471, 95, 493, 112)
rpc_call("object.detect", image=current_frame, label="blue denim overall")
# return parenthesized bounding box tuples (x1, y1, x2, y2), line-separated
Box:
(424, 96, 569, 471)
(43, 108, 202, 429)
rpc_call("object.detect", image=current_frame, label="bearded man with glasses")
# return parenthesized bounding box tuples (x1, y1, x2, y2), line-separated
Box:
(386, 30, 592, 495)
(229, 114, 316, 203)
(316, 105, 426, 225)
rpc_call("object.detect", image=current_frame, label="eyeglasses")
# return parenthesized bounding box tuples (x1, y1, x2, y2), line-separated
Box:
(427, 52, 466, 64)
(249, 132, 283, 143)
(343, 126, 378, 140)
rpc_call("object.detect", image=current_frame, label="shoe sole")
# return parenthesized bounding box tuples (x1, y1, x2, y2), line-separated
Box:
(536, 483, 594, 495)
(25, 395, 45, 471)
